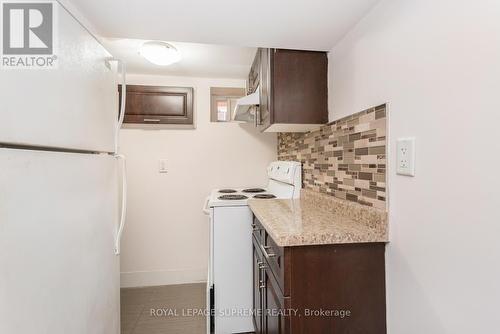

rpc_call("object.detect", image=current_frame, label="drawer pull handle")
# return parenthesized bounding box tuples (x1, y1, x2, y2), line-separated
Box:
(260, 244, 276, 258)
(259, 283, 266, 289)
(144, 118, 161, 122)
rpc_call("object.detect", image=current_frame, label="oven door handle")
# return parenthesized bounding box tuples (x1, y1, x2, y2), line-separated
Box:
(202, 196, 210, 215)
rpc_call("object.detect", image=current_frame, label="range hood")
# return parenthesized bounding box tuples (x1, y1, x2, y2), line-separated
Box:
(232, 89, 260, 122)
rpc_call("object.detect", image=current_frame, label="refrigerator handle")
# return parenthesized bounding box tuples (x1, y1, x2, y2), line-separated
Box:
(114, 154, 127, 255)
(107, 58, 127, 154)
(116, 60, 126, 153)
(203, 196, 210, 215)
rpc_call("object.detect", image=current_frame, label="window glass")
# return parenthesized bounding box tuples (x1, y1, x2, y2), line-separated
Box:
(216, 100, 228, 121)
(210, 87, 245, 122)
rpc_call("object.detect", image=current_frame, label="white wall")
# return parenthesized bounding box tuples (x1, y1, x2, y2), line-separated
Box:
(119, 74, 276, 287)
(329, 0, 500, 332)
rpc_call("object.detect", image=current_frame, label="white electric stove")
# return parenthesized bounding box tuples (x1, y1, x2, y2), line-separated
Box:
(202, 161, 301, 334)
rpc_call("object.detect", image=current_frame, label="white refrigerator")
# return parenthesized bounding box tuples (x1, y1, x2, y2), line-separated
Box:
(0, 3, 126, 334)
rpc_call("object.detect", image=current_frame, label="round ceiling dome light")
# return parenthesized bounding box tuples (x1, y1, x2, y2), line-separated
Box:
(139, 41, 182, 66)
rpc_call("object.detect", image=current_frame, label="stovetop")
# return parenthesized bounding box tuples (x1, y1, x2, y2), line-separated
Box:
(209, 188, 278, 207)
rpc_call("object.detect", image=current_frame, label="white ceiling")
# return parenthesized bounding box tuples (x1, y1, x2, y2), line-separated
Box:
(102, 38, 256, 78)
(66, 0, 380, 51)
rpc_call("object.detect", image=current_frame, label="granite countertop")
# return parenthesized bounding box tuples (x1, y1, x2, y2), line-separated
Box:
(248, 189, 388, 247)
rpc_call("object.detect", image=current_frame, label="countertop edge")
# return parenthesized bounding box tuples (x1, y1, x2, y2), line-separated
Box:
(248, 197, 389, 247)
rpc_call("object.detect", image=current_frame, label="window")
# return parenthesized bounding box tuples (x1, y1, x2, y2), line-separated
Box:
(210, 87, 245, 122)
(216, 100, 228, 121)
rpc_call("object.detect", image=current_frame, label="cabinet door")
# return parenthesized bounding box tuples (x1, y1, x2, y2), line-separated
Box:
(272, 49, 328, 125)
(258, 48, 272, 131)
(253, 239, 264, 334)
(264, 267, 286, 334)
(248, 50, 261, 94)
(0, 2, 117, 152)
(0, 149, 119, 334)
(119, 85, 193, 125)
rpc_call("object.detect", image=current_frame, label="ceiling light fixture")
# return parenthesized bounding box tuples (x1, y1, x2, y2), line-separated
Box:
(139, 41, 182, 66)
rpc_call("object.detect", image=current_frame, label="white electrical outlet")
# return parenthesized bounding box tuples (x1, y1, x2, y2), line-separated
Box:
(396, 138, 415, 176)
(158, 159, 168, 173)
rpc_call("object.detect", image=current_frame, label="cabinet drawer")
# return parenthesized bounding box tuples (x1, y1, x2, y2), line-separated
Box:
(263, 232, 286, 296)
(253, 216, 289, 296)
(264, 264, 290, 334)
(252, 216, 265, 244)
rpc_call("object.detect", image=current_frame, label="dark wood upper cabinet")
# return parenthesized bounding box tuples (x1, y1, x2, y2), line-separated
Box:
(252, 48, 328, 132)
(118, 85, 193, 125)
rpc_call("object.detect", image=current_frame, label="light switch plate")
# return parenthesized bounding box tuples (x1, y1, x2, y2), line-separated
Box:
(396, 137, 415, 176)
(158, 159, 168, 173)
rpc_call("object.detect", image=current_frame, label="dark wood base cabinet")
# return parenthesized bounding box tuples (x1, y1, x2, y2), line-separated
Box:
(252, 217, 386, 334)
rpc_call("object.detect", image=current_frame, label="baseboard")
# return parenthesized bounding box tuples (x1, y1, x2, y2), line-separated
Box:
(120, 268, 207, 288)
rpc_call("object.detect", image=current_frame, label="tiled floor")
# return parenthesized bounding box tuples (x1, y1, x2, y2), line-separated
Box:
(121, 283, 206, 334)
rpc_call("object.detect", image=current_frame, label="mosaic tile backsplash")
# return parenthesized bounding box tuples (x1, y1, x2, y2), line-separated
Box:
(278, 104, 387, 209)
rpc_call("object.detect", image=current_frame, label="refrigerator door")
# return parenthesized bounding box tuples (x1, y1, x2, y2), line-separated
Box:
(0, 2, 117, 153)
(0, 148, 119, 334)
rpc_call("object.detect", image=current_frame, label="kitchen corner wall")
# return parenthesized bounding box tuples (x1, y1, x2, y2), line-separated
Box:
(119, 74, 276, 287)
(278, 105, 387, 210)
(329, 0, 500, 333)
